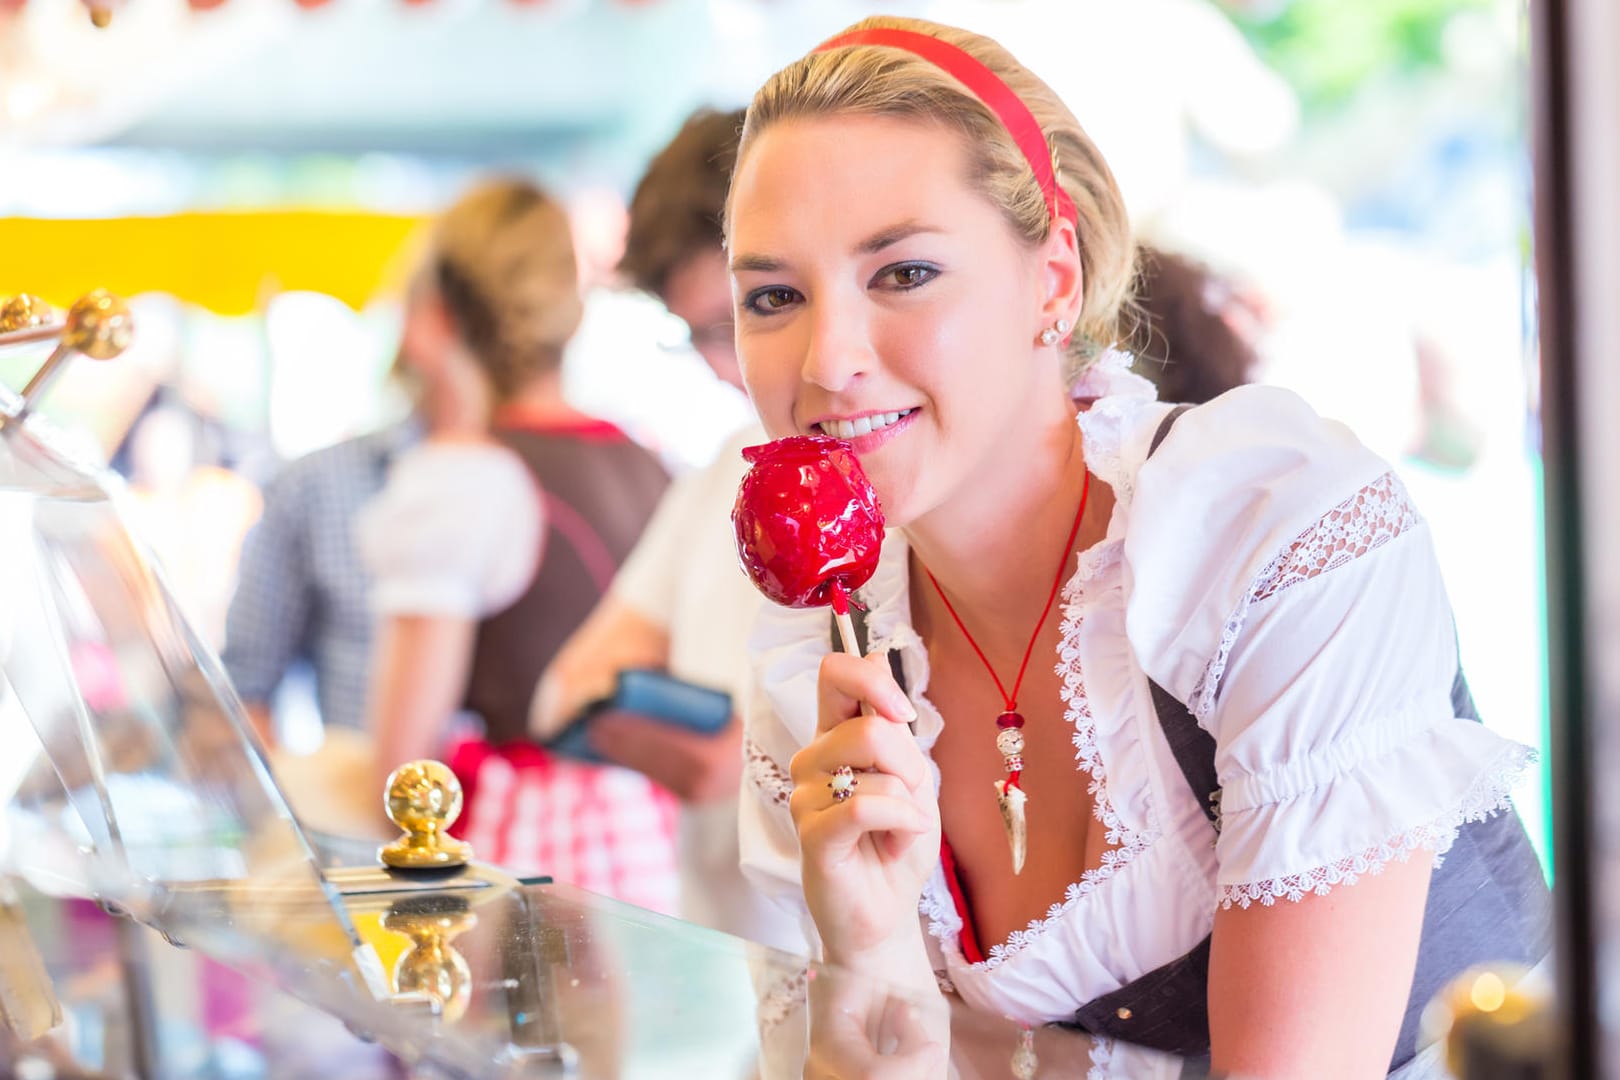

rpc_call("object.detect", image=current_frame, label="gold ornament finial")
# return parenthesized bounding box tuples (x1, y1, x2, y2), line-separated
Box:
(382, 899, 476, 1023)
(0, 295, 54, 334)
(1422, 963, 1542, 1078)
(61, 289, 133, 361)
(379, 760, 472, 870)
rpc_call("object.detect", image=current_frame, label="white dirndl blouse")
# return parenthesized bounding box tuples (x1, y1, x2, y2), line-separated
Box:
(737, 355, 1535, 1078)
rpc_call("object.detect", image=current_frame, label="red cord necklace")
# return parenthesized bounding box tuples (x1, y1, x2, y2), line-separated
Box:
(924, 468, 1091, 874)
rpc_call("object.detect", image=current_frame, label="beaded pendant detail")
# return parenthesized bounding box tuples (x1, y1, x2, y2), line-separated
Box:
(994, 711, 1028, 874)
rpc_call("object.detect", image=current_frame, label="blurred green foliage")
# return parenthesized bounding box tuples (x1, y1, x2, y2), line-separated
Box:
(1224, 0, 1500, 113)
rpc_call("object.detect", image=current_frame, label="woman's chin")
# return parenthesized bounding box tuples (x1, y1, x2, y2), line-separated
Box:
(864, 470, 921, 532)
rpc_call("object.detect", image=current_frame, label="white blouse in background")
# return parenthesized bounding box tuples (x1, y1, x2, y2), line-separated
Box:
(738, 354, 1533, 1079)
(356, 439, 544, 620)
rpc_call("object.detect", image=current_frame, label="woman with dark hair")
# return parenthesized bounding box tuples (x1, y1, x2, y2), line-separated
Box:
(1127, 244, 1263, 405)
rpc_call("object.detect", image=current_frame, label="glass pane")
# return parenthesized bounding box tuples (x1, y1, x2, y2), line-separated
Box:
(0, 390, 381, 1002)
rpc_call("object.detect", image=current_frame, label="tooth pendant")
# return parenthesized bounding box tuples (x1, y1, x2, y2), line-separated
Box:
(995, 780, 1028, 875)
(995, 711, 1028, 874)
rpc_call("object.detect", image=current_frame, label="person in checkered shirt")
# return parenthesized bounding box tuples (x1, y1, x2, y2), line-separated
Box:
(222, 417, 419, 746)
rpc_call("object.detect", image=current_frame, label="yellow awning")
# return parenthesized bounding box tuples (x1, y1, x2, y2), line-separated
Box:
(0, 210, 429, 316)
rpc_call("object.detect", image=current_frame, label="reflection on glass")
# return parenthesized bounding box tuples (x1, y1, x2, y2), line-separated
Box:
(0, 386, 379, 1000)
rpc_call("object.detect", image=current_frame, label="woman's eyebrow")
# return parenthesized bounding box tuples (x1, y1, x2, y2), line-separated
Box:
(856, 220, 942, 255)
(730, 221, 942, 274)
(729, 253, 785, 274)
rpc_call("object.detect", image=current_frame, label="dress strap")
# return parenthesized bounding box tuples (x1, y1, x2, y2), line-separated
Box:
(1149, 403, 1194, 457)
(1144, 404, 1222, 833)
(1149, 679, 1221, 833)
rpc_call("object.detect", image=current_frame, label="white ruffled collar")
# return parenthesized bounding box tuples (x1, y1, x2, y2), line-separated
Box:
(1075, 349, 1161, 514)
(843, 356, 1167, 973)
(1072, 346, 1160, 404)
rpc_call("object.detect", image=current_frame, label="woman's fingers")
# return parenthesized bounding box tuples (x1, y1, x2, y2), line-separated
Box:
(791, 770, 937, 867)
(789, 768, 912, 821)
(789, 714, 930, 794)
(817, 650, 917, 734)
(796, 792, 935, 860)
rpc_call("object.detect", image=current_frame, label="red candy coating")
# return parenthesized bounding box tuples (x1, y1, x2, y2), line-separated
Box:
(732, 435, 885, 609)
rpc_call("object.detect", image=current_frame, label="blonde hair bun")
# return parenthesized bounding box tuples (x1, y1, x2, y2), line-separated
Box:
(431, 177, 584, 398)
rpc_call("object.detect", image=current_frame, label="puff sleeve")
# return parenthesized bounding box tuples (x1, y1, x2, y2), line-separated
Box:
(357, 440, 544, 619)
(1124, 386, 1534, 908)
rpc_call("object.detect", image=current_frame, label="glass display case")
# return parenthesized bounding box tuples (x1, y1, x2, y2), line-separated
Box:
(0, 292, 1193, 1078)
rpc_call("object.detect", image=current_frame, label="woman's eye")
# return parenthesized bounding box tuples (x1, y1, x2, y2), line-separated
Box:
(746, 287, 799, 314)
(879, 264, 939, 290)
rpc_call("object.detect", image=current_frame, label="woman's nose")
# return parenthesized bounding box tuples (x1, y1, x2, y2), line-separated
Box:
(800, 299, 873, 393)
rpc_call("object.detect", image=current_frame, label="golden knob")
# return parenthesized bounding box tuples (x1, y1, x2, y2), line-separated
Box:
(382, 900, 476, 1024)
(0, 294, 54, 334)
(1422, 963, 1543, 1077)
(61, 289, 134, 361)
(379, 760, 472, 870)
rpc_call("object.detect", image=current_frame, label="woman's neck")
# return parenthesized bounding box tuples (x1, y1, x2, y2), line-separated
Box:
(498, 371, 586, 424)
(904, 401, 1098, 655)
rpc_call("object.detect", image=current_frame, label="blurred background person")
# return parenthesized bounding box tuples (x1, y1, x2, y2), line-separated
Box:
(532, 108, 802, 949)
(124, 397, 263, 651)
(357, 177, 678, 911)
(221, 371, 420, 750)
(1125, 242, 1266, 404)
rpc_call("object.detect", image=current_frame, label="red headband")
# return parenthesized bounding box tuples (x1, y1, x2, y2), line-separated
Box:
(814, 27, 1079, 230)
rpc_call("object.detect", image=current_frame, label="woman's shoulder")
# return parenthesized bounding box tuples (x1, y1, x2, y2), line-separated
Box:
(357, 437, 544, 617)
(373, 437, 539, 515)
(1119, 385, 1420, 710)
(1129, 384, 1393, 543)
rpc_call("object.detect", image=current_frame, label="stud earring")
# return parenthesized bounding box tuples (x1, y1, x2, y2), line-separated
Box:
(1039, 327, 1060, 346)
(1056, 319, 1071, 335)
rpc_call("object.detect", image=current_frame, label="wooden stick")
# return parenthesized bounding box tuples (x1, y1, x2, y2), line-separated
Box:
(831, 584, 914, 734)
(833, 608, 860, 657)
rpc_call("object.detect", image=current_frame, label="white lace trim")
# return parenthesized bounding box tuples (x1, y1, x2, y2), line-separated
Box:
(1075, 536, 1121, 584)
(756, 967, 809, 1031)
(1217, 741, 1536, 909)
(918, 864, 961, 947)
(744, 735, 794, 807)
(1072, 346, 1157, 403)
(917, 573, 1158, 971)
(1190, 470, 1422, 721)
(1071, 350, 1159, 513)
(1075, 397, 1142, 510)
(1086, 1036, 1116, 1080)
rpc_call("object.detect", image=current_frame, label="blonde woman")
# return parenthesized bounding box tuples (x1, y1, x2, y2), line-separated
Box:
(731, 17, 1549, 1078)
(358, 178, 677, 912)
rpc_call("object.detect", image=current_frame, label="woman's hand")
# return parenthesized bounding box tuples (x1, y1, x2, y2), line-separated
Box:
(790, 650, 939, 982)
(804, 964, 950, 1080)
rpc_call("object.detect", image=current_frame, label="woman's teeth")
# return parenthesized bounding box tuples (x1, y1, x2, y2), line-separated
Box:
(818, 409, 914, 439)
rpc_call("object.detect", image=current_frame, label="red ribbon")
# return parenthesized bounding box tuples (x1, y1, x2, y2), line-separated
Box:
(815, 27, 1079, 230)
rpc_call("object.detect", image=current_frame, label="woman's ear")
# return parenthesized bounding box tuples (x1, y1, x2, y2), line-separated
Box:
(1036, 218, 1085, 340)
(401, 289, 459, 377)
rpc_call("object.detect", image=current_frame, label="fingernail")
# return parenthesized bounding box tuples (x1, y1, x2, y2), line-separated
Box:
(899, 697, 918, 723)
